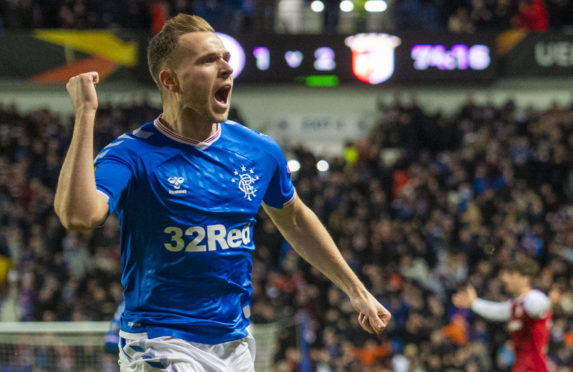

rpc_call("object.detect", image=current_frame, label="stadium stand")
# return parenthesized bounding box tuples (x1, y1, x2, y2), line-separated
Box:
(1, 94, 572, 370)
(1, 0, 573, 33)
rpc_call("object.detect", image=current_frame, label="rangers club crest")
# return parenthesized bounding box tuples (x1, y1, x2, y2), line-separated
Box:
(232, 165, 259, 201)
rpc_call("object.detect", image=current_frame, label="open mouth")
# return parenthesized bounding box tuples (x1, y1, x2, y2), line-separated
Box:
(214, 86, 231, 106)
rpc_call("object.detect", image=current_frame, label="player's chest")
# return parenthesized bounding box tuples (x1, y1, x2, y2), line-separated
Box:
(508, 301, 531, 333)
(146, 152, 267, 210)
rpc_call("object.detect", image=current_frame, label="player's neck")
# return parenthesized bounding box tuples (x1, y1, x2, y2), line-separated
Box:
(161, 109, 217, 142)
(515, 285, 531, 298)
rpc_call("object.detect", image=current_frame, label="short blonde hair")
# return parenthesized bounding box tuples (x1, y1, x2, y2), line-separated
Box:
(147, 14, 214, 91)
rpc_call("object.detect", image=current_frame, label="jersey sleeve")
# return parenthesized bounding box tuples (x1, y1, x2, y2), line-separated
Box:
(523, 290, 550, 319)
(471, 298, 512, 322)
(94, 150, 133, 215)
(262, 137, 295, 208)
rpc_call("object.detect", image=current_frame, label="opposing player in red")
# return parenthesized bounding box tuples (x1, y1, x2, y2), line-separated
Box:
(452, 258, 551, 372)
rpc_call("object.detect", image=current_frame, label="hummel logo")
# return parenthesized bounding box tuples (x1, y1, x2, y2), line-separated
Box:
(168, 177, 187, 194)
(168, 177, 184, 189)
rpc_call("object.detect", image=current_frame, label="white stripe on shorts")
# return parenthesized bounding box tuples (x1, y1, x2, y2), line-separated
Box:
(118, 331, 256, 372)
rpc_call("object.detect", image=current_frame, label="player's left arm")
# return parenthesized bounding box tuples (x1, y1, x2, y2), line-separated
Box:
(263, 196, 391, 334)
(524, 290, 551, 318)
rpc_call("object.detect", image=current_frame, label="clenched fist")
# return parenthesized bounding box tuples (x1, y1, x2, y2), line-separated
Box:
(351, 292, 392, 334)
(66, 72, 99, 113)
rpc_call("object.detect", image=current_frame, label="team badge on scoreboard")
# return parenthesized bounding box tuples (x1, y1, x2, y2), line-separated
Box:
(232, 165, 259, 201)
(345, 33, 401, 85)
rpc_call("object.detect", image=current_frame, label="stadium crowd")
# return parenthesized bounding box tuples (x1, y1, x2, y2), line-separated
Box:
(1, 0, 573, 33)
(1, 93, 573, 371)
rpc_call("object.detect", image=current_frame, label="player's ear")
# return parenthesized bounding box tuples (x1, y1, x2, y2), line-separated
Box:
(159, 69, 180, 94)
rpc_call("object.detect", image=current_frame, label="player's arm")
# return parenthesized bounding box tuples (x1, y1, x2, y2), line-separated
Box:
(263, 196, 391, 334)
(452, 285, 511, 321)
(54, 72, 109, 231)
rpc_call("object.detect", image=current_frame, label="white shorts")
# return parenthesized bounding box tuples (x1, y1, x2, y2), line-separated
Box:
(118, 330, 256, 372)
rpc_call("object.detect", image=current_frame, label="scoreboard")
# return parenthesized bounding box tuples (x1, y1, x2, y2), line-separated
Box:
(217, 32, 496, 85)
(0, 30, 496, 85)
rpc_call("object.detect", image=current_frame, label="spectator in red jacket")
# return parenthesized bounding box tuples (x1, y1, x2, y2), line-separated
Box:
(514, 0, 549, 31)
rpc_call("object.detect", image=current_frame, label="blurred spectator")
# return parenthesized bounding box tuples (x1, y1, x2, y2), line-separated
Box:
(470, 0, 495, 29)
(448, 8, 476, 33)
(351, 339, 390, 367)
(513, 0, 549, 30)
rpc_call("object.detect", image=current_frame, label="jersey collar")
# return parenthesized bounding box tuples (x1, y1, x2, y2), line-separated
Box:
(153, 116, 221, 150)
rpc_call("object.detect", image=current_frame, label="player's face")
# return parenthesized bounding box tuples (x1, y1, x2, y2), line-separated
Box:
(501, 271, 528, 296)
(172, 32, 233, 124)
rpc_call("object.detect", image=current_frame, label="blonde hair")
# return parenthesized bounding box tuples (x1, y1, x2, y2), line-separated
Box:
(147, 14, 214, 91)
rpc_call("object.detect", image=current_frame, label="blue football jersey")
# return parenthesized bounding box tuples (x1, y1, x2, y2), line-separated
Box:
(94, 117, 295, 344)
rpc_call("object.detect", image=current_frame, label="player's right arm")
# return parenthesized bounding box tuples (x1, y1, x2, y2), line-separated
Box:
(452, 285, 511, 322)
(54, 72, 109, 231)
